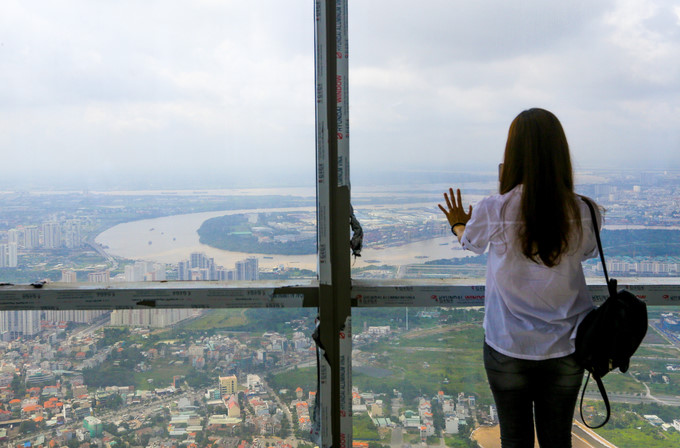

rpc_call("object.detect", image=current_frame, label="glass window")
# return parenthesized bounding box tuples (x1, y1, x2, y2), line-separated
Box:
(2, 1, 680, 447)
(0, 1, 316, 285)
(0, 307, 317, 445)
(348, 1, 680, 284)
(348, 2, 680, 447)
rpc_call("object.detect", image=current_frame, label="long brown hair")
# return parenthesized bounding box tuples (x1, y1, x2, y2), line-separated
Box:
(500, 108, 581, 267)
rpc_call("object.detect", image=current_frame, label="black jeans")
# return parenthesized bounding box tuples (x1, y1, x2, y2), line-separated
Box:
(483, 342, 584, 448)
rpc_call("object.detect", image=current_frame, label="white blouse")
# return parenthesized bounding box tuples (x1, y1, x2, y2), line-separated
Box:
(460, 186, 601, 360)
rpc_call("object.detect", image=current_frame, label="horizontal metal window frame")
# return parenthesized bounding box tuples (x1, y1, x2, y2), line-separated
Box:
(0, 279, 678, 310)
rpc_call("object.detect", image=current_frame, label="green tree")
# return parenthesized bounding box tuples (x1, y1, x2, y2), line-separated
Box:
(279, 412, 291, 438)
(139, 433, 152, 447)
(19, 419, 37, 434)
(186, 368, 212, 388)
(11, 374, 25, 397)
(64, 382, 74, 400)
(99, 394, 124, 411)
(431, 398, 444, 436)
(353, 413, 380, 440)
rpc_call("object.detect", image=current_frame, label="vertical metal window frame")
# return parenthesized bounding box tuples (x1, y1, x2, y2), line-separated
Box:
(315, 1, 352, 447)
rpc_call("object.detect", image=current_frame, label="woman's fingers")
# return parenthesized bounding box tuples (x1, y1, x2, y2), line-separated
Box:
(441, 187, 470, 223)
(444, 191, 453, 210)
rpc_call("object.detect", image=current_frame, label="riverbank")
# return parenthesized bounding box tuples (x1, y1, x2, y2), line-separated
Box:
(94, 207, 471, 271)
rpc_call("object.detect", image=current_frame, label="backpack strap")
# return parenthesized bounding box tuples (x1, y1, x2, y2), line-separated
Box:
(579, 371, 611, 429)
(579, 197, 614, 428)
(581, 196, 617, 297)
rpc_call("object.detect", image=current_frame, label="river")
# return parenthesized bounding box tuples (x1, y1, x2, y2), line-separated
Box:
(94, 206, 472, 271)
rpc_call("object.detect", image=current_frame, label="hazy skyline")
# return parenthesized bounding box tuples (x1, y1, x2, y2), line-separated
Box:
(0, 0, 678, 189)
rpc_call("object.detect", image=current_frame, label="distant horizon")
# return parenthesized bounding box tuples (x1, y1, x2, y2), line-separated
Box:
(1, 2, 678, 194)
(2, 166, 680, 192)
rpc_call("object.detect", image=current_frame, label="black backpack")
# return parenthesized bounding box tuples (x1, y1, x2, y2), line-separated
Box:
(575, 197, 648, 428)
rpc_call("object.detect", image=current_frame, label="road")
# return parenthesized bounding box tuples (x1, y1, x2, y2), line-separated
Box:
(472, 422, 617, 448)
(581, 390, 680, 406)
(390, 427, 403, 447)
(261, 378, 293, 436)
(572, 420, 617, 448)
(86, 237, 119, 271)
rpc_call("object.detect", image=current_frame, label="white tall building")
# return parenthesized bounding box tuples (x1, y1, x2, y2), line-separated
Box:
(178, 253, 218, 280)
(43, 310, 108, 324)
(8, 243, 17, 267)
(0, 310, 41, 339)
(235, 257, 259, 281)
(61, 220, 83, 248)
(7, 229, 20, 244)
(88, 271, 110, 283)
(109, 309, 195, 328)
(190, 252, 211, 269)
(125, 261, 166, 282)
(61, 270, 78, 283)
(0, 243, 18, 268)
(24, 226, 40, 249)
(42, 222, 61, 249)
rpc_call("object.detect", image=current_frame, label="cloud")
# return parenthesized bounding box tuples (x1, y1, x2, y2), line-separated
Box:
(349, 0, 680, 172)
(0, 0, 677, 189)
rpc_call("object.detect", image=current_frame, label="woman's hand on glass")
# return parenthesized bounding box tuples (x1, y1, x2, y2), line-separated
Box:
(438, 188, 472, 229)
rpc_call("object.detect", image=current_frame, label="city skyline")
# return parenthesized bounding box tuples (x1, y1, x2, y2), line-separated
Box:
(1, 168, 679, 286)
(0, 1, 678, 190)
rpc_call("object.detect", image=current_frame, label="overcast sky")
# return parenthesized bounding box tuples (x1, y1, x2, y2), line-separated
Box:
(0, 0, 678, 189)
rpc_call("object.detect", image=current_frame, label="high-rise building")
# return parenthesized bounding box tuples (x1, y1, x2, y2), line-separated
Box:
(61, 270, 78, 283)
(23, 226, 40, 249)
(109, 309, 194, 327)
(88, 271, 110, 283)
(124, 261, 166, 282)
(124, 265, 135, 282)
(236, 257, 259, 281)
(8, 243, 17, 267)
(0, 310, 41, 339)
(83, 416, 103, 437)
(177, 260, 190, 280)
(61, 220, 83, 249)
(7, 229, 19, 244)
(179, 253, 218, 280)
(190, 268, 210, 281)
(219, 375, 238, 397)
(153, 264, 166, 281)
(190, 252, 210, 269)
(217, 268, 236, 281)
(0, 245, 5, 268)
(42, 222, 61, 249)
(43, 310, 108, 324)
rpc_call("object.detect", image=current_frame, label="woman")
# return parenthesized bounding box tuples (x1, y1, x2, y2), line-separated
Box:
(439, 108, 601, 447)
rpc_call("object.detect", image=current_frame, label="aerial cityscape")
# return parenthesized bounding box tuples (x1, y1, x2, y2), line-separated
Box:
(1, 0, 679, 446)
(0, 169, 679, 448)
(1, 170, 679, 283)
